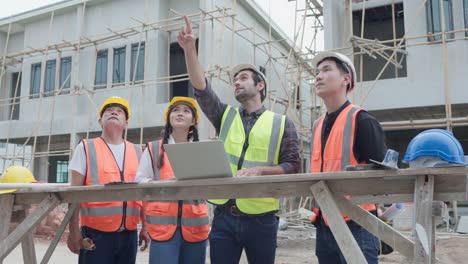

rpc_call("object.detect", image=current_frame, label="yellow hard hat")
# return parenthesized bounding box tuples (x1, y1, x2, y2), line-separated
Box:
(164, 97, 200, 124)
(98, 96, 131, 120)
(0, 165, 36, 194)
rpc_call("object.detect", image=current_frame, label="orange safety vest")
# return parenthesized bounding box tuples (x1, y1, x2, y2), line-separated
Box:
(143, 140, 210, 242)
(80, 138, 142, 232)
(309, 104, 376, 225)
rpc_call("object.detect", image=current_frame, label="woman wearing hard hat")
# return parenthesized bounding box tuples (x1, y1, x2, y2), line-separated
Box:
(135, 96, 209, 264)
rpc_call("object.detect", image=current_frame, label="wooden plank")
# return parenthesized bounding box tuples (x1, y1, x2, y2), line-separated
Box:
(353, 194, 414, 204)
(21, 233, 37, 264)
(40, 203, 77, 264)
(6, 166, 468, 193)
(0, 195, 59, 262)
(16, 209, 37, 264)
(13, 172, 466, 205)
(333, 194, 414, 260)
(13, 178, 411, 204)
(0, 183, 69, 190)
(310, 181, 368, 264)
(0, 195, 14, 264)
(413, 175, 435, 264)
(15, 175, 466, 204)
(310, 0, 323, 13)
(0, 195, 14, 239)
(352, 192, 466, 204)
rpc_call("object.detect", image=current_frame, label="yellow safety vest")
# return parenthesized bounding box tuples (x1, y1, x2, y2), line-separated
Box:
(209, 105, 285, 214)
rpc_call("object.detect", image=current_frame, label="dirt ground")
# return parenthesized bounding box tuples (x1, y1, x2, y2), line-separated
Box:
(4, 227, 468, 263)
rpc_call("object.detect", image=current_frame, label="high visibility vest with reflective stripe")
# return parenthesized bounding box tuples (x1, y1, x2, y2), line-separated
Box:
(80, 138, 142, 232)
(309, 104, 376, 224)
(143, 140, 209, 242)
(209, 106, 285, 215)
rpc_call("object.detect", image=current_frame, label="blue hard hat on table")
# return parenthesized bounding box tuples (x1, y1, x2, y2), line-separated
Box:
(402, 129, 466, 165)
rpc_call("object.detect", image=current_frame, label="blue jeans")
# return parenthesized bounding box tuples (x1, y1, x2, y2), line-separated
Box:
(78, 226, 137, 264)
(315, 217, 380, 264)
(149, 227, 207, 264)
(209, 206, 279, 264)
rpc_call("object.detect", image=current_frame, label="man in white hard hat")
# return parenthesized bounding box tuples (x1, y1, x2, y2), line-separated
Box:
(177, 16, 300, 264)
(67, 96, 149, 263)
(308, 52, 387, 264)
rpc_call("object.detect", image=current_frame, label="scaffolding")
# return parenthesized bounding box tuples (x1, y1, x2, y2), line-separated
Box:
(0, 1, 467, 262)
(0, 0, 323, 174)
(335, 0, 467, 132)
(0, 0, 466, 197)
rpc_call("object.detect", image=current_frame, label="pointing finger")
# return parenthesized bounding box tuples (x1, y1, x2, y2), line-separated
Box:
(184, 15, 192, 33)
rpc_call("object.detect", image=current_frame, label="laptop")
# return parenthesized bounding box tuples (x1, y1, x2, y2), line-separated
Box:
(164, 140, 233, 180)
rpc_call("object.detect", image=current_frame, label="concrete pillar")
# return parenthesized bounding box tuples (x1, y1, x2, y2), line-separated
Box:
(323, 0, 351, 50)
(32, 141, 48, 183)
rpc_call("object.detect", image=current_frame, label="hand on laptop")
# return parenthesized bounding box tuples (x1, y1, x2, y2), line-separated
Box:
(237, 167, 262, 177)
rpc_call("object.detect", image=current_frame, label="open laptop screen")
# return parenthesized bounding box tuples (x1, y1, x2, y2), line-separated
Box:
(164, 140, 233, 180)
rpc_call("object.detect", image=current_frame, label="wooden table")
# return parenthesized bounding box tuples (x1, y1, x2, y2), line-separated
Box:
(0, 166, 467, 263)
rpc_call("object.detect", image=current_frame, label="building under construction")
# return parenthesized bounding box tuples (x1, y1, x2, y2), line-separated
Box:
(0, 1, 468, 263)
(0, 0, 317, 182)
(323, 0, 468, 157)
(0, 0, 467, 180)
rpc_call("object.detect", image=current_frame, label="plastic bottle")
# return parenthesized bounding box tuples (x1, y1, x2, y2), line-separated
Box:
(380, 203, 404, 221)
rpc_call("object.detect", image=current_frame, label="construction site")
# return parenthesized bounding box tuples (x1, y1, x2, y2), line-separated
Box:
(0, 0, 468, 263)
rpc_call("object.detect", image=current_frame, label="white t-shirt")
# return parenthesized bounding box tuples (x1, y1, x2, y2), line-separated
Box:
(135, 136, 177, 183)
(69, 140, 125, 177)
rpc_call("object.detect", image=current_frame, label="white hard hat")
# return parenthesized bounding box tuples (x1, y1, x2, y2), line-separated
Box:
(311, 51, 356, 91)
(230, 64, 268, 101)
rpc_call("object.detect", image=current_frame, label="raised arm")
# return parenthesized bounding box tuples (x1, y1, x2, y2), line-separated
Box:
(177, 15, 206, 90)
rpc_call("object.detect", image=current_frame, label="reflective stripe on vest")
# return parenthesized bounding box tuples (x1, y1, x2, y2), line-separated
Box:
(309, 104, 376, 224)
(86, 139, 99, 185)
(146, 215, 178, 225)
(80, 138, 141, 232)
(309, 119, 320, 166)
(134, 144, 142, 160)
(81, 206, 140, 217)
(220, 107, 284, 171)
(144, 140, 209, 242)
(210, 106, 285, 215)
(146, 214, 209, 226)
(148, 141, 160, 180)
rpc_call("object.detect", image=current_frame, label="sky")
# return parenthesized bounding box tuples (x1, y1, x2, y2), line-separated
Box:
(0, 0, 63, 18)
(0, 0, 323, 51)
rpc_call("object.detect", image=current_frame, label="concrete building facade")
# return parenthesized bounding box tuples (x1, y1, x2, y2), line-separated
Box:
(0, 0, 313, 182)
(323, 0, 468, 160)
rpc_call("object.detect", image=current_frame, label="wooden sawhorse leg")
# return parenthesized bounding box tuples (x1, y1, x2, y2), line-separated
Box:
(333, 194, 415, 261)
(414, 175, 435, 263)
(17, 209, 37, 264)
(0, 195, 60, 263)
(40, 203, 77, 264)
(310, 180, 368, 264)
(0, 194, 14, 264)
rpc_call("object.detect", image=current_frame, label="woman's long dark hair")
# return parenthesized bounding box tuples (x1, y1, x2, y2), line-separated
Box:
(157, 105, 199, 168)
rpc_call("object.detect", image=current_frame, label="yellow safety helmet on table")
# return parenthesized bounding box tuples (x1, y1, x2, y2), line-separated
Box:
(0, 165, 36, 194)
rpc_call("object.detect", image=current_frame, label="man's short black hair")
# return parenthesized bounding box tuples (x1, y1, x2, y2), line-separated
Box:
(234, 69, 267, 102)
(317, 56, 353, 91)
